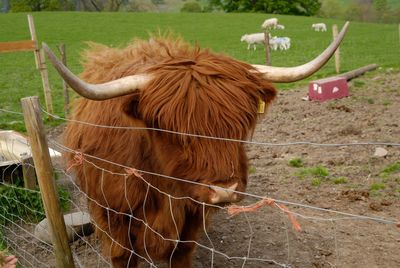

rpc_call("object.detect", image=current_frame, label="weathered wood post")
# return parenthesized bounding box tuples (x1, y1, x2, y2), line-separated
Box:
(263, 29, 271, 66)
(27, 14, 54, 118)
(58, 44, 70, 117)
(21, 96, 75, 268)
(339, 64, 378, 80)
(39, 48, 54, 118)
(332, 24, 340, 74)
(27, 14, 41, 69)
(21, 155, 36, 190)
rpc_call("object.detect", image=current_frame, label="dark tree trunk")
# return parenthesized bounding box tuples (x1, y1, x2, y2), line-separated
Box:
(1, 0, 10, 12)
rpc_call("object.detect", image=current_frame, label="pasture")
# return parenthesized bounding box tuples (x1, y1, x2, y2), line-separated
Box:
(0, 12, 399, 132)
(0, 12, 400, 267)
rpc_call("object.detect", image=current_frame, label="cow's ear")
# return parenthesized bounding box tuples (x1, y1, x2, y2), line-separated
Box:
(123, 92, 142, 119)
(259, 82, 277, 105)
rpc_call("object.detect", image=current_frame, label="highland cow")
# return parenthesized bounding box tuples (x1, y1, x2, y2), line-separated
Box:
(44, 23, 348, 268)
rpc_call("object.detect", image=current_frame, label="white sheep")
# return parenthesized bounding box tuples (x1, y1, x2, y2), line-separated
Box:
(276, 24, 285, 30)
(269, 37, 279, 51)
(277, 37, 291, 50)
(240, 33, 265, 50)
(312, 23, 327, 32)
(270, 37, 291, 51)
(261, 18, 278, 30)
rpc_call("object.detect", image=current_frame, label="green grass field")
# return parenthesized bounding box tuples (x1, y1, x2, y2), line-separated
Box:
(336, 0, 400, 9)
(0, 12, 399, 132)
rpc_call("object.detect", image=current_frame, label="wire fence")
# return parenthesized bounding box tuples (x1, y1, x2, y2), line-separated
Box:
(1, 105, 399, 267)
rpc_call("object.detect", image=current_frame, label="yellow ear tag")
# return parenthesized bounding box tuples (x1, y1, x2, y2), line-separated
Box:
(257, 99, 265, 114)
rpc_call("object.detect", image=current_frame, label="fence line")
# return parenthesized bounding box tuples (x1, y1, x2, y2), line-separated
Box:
(2, 107, 400, 148)
(0, 212, 53, 252)
(0, 108, 24, 115)
(1, 101, 400, 267)
(1, 226, 52, 267)
(54, 168, 291, 268)
(2, 104, 400, 225)
(50, 139, 400, 228)
(42, 107, 400, 147)
(0, 170, 109, 267)
(51, 145, 399, 267)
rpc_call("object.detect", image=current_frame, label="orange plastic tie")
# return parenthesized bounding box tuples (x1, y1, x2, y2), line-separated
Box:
(66, 152, 83, 172)
(125, 167, 143, 179)
(227, 198, 302, 232)
(227, 198, 275, 217)
(276, 204, 302, 232)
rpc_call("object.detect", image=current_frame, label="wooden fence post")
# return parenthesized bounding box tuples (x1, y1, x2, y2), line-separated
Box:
(332, 24, 340, 74)
(39, 48, 54, 118)
(27, 14, 54, 118)
(58, 44, 70, 117)
(21, 96, 75, 268)
(264, 29, 271, 66)
(27, 14, 41, 69)
(21, 155, 36, 190)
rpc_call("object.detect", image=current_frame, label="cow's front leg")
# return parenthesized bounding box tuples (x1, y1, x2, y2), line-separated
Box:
(108, 235, 139, 268)
(111, 255, 138, 268)
(170, 241, 195, 268)
(169, 208, 205, 268)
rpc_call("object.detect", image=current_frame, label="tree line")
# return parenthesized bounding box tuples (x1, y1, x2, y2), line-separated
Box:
(1, 0, 399, 23)
(319, 0, 399, 24)
(1, 0, 129, 11)
(1, 0, 321, 13)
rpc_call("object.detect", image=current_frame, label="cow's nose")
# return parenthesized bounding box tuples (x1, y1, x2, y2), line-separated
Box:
(209, 183, 239, 204)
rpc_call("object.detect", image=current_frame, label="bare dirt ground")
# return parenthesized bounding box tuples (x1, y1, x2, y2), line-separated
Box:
(6, 70, 400, 267)
(193, 69, 400, 268)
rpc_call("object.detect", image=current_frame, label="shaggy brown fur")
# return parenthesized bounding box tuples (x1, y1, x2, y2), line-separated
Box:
(64, 35, 276, 267)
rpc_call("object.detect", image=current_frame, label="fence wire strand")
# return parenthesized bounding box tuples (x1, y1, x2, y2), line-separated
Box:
(39, 107, 400, 148)
(0, 104, 399, 267)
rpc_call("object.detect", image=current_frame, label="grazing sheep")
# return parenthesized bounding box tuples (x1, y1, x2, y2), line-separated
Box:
(269, 37, 279, 51)
(277, 37, 291, 50)
(276, 24, 285, 30)
(312, 23, 327, 32)
(270, 37, 291, 51)
(240, 33, 291, 51)
(261, 18, 278, 29)
(240, 33, 265, 50)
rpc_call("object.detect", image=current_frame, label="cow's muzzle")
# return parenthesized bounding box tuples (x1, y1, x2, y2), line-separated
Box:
(209, 183, 240, 204)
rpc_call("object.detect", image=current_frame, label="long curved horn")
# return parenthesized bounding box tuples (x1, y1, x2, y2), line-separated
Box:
(42, 43, 152, 100)
(253, 21, 350, 83)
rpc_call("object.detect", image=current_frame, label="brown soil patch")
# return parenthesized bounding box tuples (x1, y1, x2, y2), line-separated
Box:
(194, 70, 400, 267)
(6, 70, 400, 267)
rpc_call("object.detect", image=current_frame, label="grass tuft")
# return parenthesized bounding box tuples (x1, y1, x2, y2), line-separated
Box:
(380, 162, 400, 178)
(294, 165, 329, 179)
(248, 166, 257, 174)
(370, 183, 386, 191)
(311, 178, 322, 186)
(288, 158, 304, 168)
(353, 80, 366, 88)
(333, 177, 348, 184)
